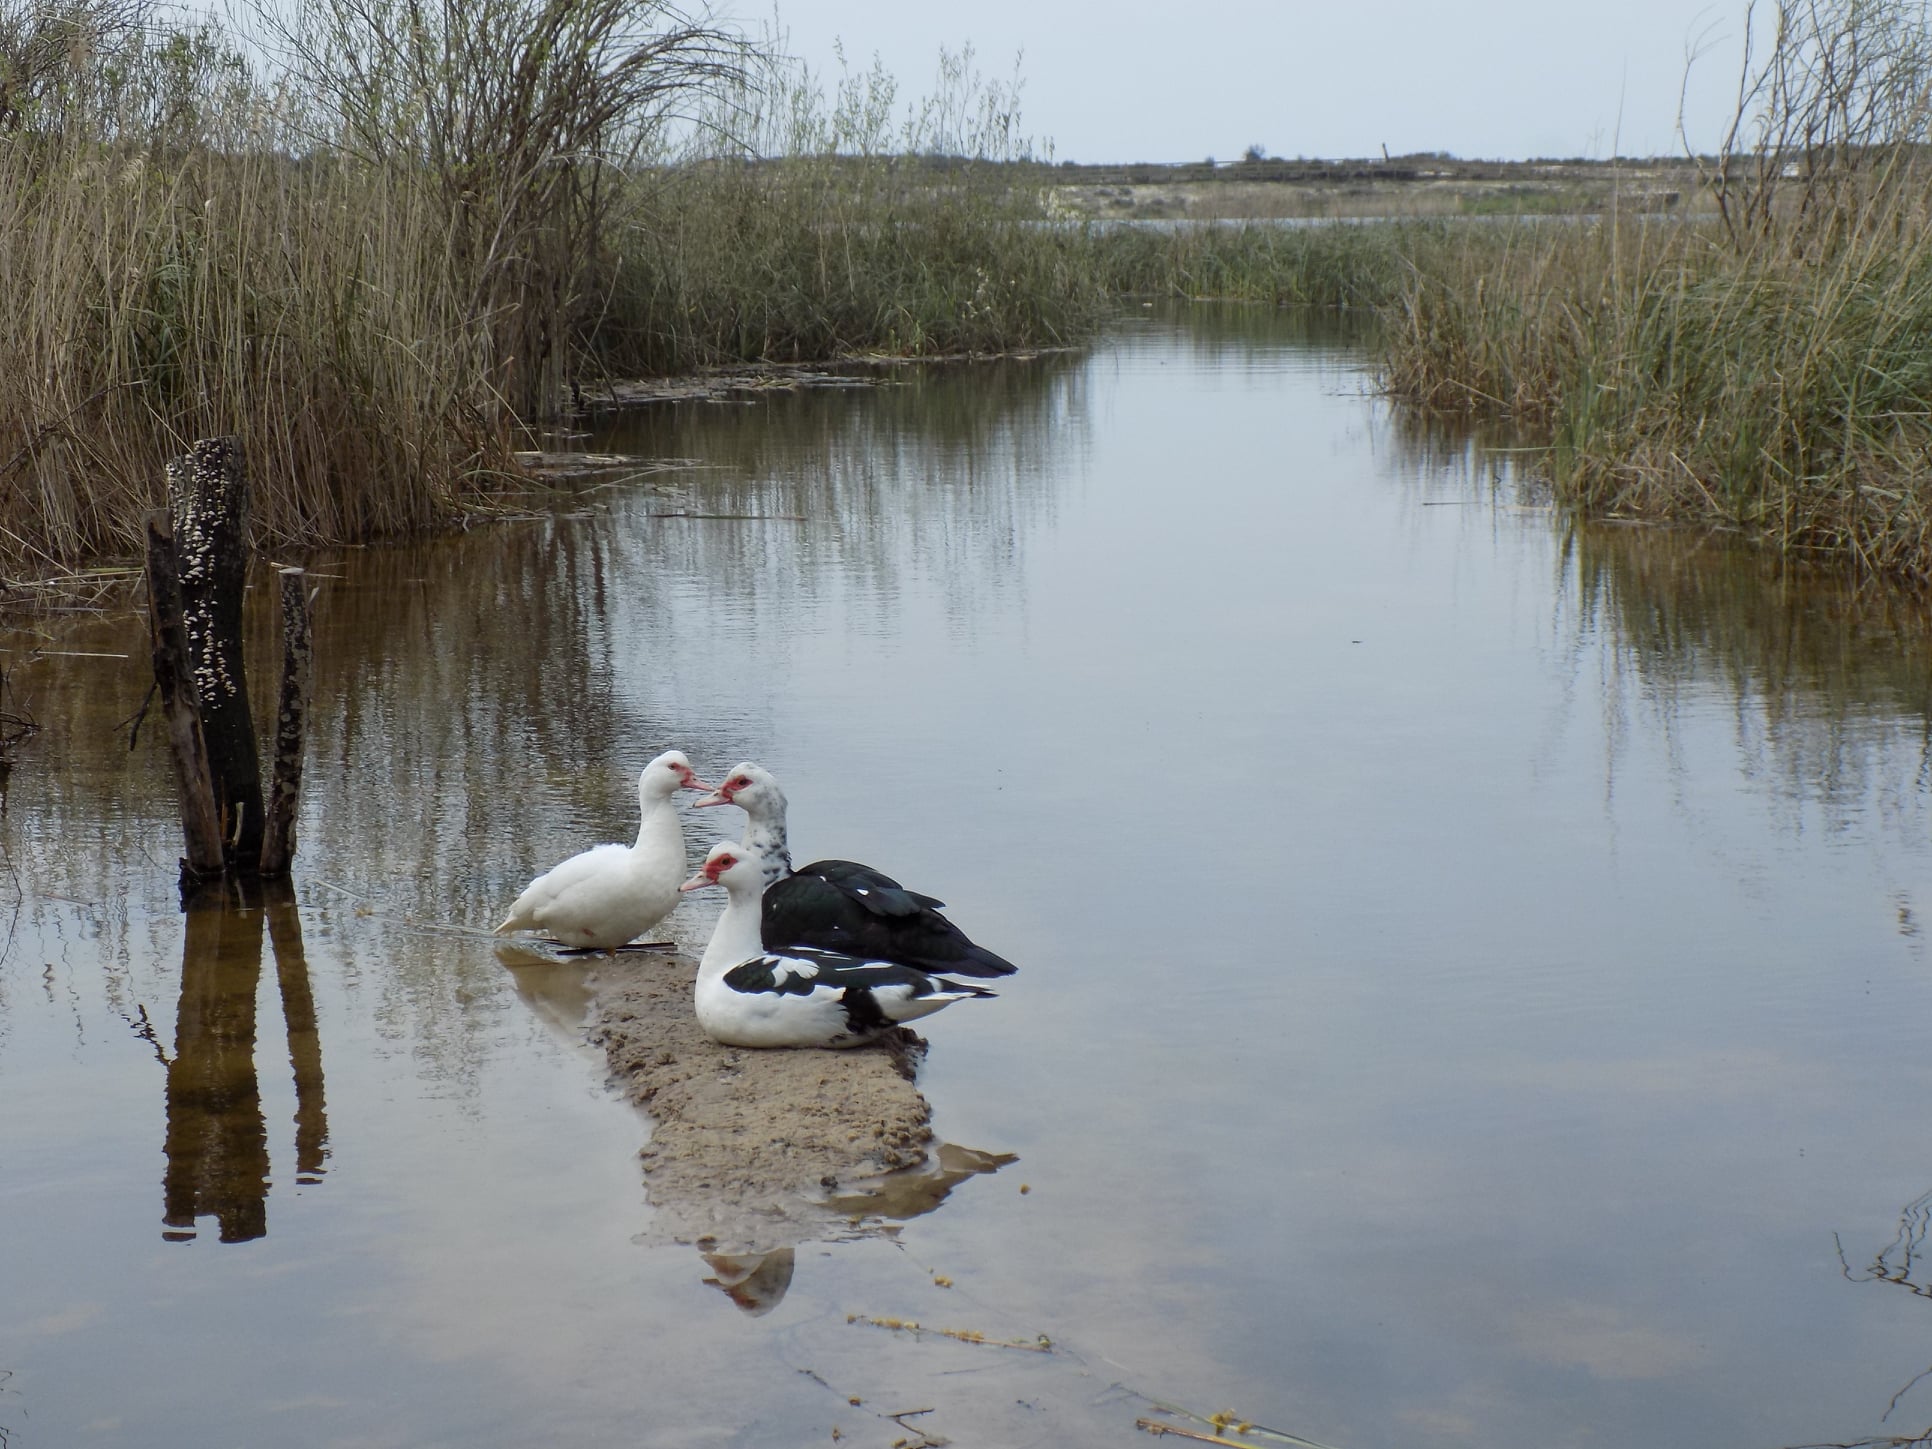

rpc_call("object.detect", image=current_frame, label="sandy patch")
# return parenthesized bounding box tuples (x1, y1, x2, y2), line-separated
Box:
(585, 953, 1006, 1257)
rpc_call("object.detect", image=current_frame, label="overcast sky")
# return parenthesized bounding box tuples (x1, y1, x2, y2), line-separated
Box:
(721, 2, 1751, 163)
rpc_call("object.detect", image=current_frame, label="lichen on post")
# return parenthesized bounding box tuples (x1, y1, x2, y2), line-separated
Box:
(166, 437, 265, 867)
(144, 511, 227, 881)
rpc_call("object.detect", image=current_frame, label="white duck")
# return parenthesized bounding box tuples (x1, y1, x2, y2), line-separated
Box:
(496, 749, 710, 951)
(692, 763, 1017, 978)
(679, 840, 995, 1048)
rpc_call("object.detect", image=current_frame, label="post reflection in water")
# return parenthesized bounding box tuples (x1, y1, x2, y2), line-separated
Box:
(1382, 397, 1932, 848)
(161, 879, 328, 1243)
(268, 888, 330, 1187)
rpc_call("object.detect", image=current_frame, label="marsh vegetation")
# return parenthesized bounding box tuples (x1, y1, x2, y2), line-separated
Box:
(0, 0, 1090, 578)
(1053, 1, 1932, 585)
(5, 0, 1932, 582)
(1379, 0, 1932, 581)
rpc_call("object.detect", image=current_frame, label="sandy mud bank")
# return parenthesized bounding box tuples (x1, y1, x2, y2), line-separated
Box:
(585, 954, 1008, 1257)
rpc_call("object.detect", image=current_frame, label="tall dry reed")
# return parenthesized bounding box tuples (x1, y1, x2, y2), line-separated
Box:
(0, 0, 734, 577)
(0, 10, 470, 571)
(1380, 1, 1932, 580)
(588, 40, 1103, 376)
(0, 8, 1138, 576)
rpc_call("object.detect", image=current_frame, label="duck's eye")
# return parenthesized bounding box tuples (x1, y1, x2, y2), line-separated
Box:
(732, 776, 749, 789)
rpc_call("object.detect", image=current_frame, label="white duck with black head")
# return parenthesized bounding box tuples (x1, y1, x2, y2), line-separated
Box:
(691, 762, 1017, 978)
(681, 841, 995, 1048)
(495, 749, 711, 951)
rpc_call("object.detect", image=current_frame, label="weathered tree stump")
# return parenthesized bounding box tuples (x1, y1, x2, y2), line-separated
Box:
(167, 437, 265, 866)
(146, 438, 313, 887)
(144, 512, 226, 881)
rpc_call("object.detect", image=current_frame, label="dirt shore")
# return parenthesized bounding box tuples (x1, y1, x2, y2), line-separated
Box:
(586, 953, 977, 1256)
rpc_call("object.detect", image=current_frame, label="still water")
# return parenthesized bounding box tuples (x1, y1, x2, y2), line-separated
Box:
(6, 305, 1932, 1448)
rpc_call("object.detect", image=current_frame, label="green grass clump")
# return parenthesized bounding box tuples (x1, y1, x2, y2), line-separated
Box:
(593, 158, 1106, 375)
(1080, 220, 1429, 308)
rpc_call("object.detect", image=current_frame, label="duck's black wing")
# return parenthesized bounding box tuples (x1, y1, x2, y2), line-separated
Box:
(759, 858, 1019, 978)
(724, 946, 997, 1037)
(723, 947, 993, 1000)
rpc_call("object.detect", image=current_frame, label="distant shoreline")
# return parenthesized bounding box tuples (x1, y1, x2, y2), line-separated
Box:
(1027, 153, 1697, 221)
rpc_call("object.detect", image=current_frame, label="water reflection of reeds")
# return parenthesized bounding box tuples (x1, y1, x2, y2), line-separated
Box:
(0, 340, 1093, 1150)
(299, 349, 1086, 918)
(1565, 524, 1932, 807)
(1156, 296, 1378, 359)
(596, 350, 1087, 619)
(1382, 402, 1932, 837)
(1827, 1188, 1932, 1449)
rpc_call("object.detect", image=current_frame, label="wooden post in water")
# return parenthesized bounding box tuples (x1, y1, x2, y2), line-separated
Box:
(167, 437, 265, 868)
(144, 512, 226, 881)
(259, 567, 312, 879)
(146, 437, 315, 886)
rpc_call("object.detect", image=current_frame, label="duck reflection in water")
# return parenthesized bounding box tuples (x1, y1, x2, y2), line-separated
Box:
(701, 1248, 796, 1316)
(496, 946, 603, 1040)
(161, 878, 328, 1243)
(697, 1143, 1016, 1315)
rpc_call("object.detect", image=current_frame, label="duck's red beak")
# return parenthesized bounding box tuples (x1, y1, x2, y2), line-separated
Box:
(679, 869, 716, 893)
(691, 785, 731, 808)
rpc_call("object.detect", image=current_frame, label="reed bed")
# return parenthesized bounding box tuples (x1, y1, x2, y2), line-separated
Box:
(0, 0, 600, 574)
(1377, 1, 1932, 582)
(1081, 219, 1430, 308)
(1381, 204, 1932, 579)
(593, 156, 1105, 376)
(0, 133, 501, 569)
(10, 0, 1930, 587)
(0, 5, 1109, 578)
(590, 41, 1104, 375)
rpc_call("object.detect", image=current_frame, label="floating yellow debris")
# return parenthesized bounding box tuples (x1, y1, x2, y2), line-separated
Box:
(1135, 1419, 1258, 1447)
(1135, 1402, 1340, 1449)
(846, 1314, 1052, 1352)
